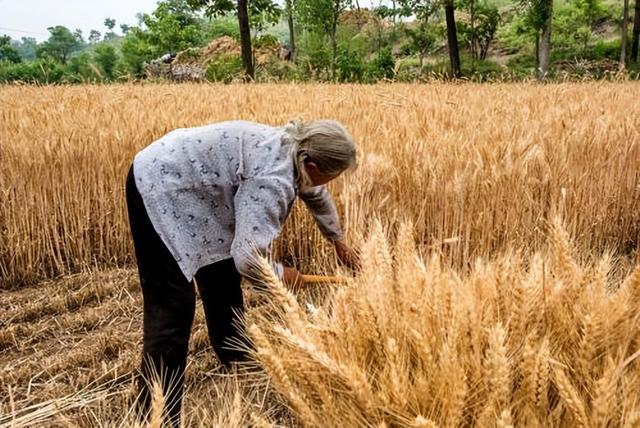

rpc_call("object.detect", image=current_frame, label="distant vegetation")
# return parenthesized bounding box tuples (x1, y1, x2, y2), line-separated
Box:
(1, 0, 639, 83)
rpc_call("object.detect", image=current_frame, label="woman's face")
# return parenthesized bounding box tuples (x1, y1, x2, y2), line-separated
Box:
(305, 162, 338, 187)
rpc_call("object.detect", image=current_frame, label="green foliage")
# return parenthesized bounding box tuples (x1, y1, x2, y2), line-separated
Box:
(456, 0, 501, 59)
(89, 30, 102, 44)
(94, 43, 119, 79)
(256, 57, 300, 81)
(187, 0, 281, 31)
(496, 11, 535, 52)
(67, 52, 101, 82)
(203, 15, 241, 39)
(140, 0, 204, 53)
(335, 47, 366, 82)
(0, 36, 22, 64)
(0, 59, 66, 83)
(36, 26, 83, 64)
(296, 0, 352, 36)
(205, 54, 244, 82)
(368, 47, 396, 79)
(297, 31, 332, 79)
(253, 34, 280, 48)
(12, 37, 38, 61)
(397, 0, 440, 21)
(588, 38, 621, 59)
(104, 18, 117, 31)
(403, 22, 440, 59)
(121, 28, 155, 76)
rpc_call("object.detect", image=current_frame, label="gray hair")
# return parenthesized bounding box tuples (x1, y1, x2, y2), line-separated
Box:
(283, 119, 357, 189)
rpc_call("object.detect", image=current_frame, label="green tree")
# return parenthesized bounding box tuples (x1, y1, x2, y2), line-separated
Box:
(519, 0, 554, 77)
(404, 22, 439, 69)
(444, 0, 462, 77)
(0, 36, 22, 63)
(632, 0, 640, 62)
(120, 24, 132, 34)
(104, 18, 117, 30)
(141, 0, 203, 53)
(89, 30, 102, 44)
(104, 18, 119, 41)
(458, 0, 500, 60)
(187, 0, 280, 80)
(296, 0, 352, 80)
(36, 26, 82, 64)
(13, 37, 38, 61)
(94, 44, 119, 79)
(121, 28, 154, 76)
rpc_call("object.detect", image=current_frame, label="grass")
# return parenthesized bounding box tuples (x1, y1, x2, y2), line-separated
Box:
(1, 82, 639, 426)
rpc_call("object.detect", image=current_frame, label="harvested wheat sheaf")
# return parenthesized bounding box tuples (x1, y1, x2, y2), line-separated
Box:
(250, 220, 640, 427)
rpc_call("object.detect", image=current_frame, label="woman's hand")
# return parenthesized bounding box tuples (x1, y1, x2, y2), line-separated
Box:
(333, 240, 361, 271)
(282, 266, 304, 288)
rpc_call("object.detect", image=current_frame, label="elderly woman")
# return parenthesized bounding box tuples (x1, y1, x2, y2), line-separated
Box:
(125, 119, 358, 424)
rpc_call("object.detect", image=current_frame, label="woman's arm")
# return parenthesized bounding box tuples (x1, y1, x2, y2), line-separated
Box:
(298, 185, 343, 241)
(299, 186, 360, 271)
(230, 176, 305, 287)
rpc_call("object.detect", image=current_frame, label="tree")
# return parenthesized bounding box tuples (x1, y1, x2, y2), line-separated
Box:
(104, 18, 117, 31)
(574, 0, 604, 50)
(405, 21, 438, 70)
(120, 24, 132, 34)
(632, 0, 640, 62)
(0, 36, 22, 63)
(89, 30, 102, 44)
(36, 26, 82, 64)
(104, 18, 119, 41)
(94, 44, 119, 79)
(13, 37, 38, 61)
(520, 0, 554, 77)
(458, 0, 500, 61)
(285, 0, 296, 60)
(296, 0, 352, 80)
(141, 0, 203, 53)
(187, 0, 281, 80)
(622, 0, 629, 66)
(444, 0, 462, 77)
(121, 28, 154, 76)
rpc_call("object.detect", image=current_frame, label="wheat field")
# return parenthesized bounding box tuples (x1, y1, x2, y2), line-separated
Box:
(1, 83, 639, 426)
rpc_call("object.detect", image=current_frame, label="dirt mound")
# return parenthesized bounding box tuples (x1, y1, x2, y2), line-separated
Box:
(146, 36, 287, 81)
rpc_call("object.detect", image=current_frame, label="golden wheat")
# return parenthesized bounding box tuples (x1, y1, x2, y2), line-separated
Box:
(2, 83, 639, 287)
(1, 83, 640, 426)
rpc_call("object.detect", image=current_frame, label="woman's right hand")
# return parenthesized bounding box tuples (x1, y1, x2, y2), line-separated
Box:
(282, 266, 303, 288)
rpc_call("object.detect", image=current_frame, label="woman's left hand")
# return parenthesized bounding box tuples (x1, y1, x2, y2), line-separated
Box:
(333, 240, 361, 272)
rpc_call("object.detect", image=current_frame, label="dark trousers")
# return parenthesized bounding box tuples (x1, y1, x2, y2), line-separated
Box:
(125, 166, 248, 426)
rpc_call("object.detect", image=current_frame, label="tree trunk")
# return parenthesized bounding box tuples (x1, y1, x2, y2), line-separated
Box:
(538, 0, 553, 79)
(331, 13, 338, 81)
(444, 0, 462, 78)
(621, 0, 630, 67)
(470, 0, 477, 61)
(286, 0, 296, 60)
(632, 0, 640, 62)
(535, 31, 540, 69)
(237, 0, 254, 81)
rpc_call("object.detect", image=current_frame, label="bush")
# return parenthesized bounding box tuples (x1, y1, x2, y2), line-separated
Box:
(0, 59, 66, 83)
(256, 58, 300, 82)
(205, 54, 243, 83)
(204, 16, 240, 40)
(297, 32, 332, 80)
(336, 47, 366, 82)
(367, 47, 395, 80)
(254, 34, 280, 49)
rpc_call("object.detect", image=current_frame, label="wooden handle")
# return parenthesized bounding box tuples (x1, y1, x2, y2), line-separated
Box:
(301, 274, 347, 284)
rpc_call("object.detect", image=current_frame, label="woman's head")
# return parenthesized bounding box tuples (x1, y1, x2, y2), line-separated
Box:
(284, 119, 357, 189)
